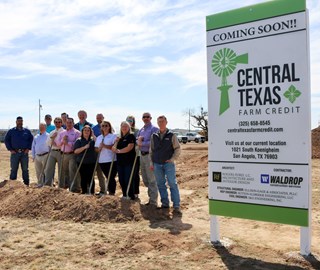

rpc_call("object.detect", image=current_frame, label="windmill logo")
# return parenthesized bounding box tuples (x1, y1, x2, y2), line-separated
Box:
(211, 48, 248, 115)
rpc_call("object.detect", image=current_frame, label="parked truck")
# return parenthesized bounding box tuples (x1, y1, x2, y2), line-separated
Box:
(185, 132, 205, 143)
(174, 132, 188, 144)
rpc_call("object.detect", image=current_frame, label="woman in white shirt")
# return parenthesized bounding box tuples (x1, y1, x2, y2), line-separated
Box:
(95, 121, 118, 195)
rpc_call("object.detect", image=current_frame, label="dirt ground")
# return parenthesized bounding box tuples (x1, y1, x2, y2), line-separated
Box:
(0, 142, 319, 270)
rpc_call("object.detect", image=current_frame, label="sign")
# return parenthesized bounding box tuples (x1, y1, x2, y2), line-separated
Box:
(207, 0, 310, 226)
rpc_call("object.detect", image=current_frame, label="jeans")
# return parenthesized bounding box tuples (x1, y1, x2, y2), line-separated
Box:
(99, 161, 118, 194)
(10, 152, 29, 185)
(153, 162, 180, 208)
(78, 163, 95, 194)
(117, 164, 134, 199)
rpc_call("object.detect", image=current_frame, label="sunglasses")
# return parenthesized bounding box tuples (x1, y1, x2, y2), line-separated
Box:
(126, 119, 133, 123)
(101, 125, 109, 127)
(54, 121, 62, 123)
(142, 116, 150, 119)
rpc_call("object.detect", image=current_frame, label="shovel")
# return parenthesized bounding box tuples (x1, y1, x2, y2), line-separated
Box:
(105, 141, 118, 195)
(58, 144, 66, 188)
(70, 144, 89, 193)
(126, 152, 138, 199)
(88, 135, 107, 195)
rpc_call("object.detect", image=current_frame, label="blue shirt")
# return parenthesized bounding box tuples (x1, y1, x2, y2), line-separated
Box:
(5, 127, 33, 151)
(137, 123, 159, 153)
(92, 123, 101, 137)
(31, 132, 50, 158)
(46, 124, 55, 133)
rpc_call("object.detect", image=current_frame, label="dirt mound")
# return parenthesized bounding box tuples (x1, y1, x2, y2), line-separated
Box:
(176, 149, 208, 190)
(0, 180, 163, 223)
(312, 126, 320, 158)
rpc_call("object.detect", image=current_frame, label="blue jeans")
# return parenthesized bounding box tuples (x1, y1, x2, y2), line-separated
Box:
(117, 164, 134, 199)
(10, 152, 29, 185)
(153, 162, 180, 208)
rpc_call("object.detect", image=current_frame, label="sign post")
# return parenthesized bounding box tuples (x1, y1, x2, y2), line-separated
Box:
(206, 0, 311, 255)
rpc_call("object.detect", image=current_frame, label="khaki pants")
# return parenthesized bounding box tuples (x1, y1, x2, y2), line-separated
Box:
(34, 154, 48, 185)
(96, 164, 106, 193)
(61, 153, 80, 192)
(140, 154, 158, 204)
(45, 150, 61, 186)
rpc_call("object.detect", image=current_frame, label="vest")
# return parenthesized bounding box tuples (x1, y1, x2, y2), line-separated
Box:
(152, 130, 174, 164)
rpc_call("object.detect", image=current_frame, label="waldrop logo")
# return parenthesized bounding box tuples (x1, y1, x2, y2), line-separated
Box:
(270, 175, 303, 185)
(260, 174, 269, 184)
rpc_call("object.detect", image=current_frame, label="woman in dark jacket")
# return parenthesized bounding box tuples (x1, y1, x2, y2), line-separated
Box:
(74, 125, 97, 194)
(112, 121, 136, 199)
(126, 115, 140, 199)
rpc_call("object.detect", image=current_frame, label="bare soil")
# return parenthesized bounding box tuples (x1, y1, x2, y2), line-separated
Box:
(0, 142, 319, 270)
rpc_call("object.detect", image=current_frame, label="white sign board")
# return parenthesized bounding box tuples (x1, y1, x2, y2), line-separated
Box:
(207, 0, 310, 227)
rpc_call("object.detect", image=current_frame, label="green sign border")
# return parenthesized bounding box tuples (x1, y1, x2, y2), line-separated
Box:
(206, 0, 306, 31)
(209, 200, 308, 226)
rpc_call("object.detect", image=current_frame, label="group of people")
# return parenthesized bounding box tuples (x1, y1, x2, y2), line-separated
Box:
(4, 111, 182, 213)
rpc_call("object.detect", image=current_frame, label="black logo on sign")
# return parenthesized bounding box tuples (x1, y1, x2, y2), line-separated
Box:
(212, 172, 222, 182)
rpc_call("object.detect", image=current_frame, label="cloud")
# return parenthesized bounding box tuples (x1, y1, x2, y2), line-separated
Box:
(0, 75, 28, 80)
(0, 1, 41, 47)
(137, 50, 206, 88)
(0, 1, 210, 80)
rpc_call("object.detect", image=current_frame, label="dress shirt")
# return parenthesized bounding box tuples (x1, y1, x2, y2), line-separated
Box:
(47, 127, 65, 150)
(32, 132, 50, 158)
(137, 123, 159, 153)
(58, 128, 81, 153)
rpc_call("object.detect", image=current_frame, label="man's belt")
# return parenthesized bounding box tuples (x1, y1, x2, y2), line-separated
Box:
(37, 152, 48, 156)
(15, 149, 26, 153)
(52, 149, 61, 152)
(63, 151, 74, 155)
(141, 151, 149, 156)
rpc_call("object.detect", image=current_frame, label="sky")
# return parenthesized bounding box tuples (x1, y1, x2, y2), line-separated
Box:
(0, 0, 319, 132)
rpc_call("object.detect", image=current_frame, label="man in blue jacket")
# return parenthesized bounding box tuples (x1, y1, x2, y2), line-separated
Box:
(5, 116, 34, 186)
(74, 110, 93, 131)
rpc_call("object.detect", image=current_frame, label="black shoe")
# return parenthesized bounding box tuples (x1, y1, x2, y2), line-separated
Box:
(173, 207, 182, 215)
(157, 205, 169, 209)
